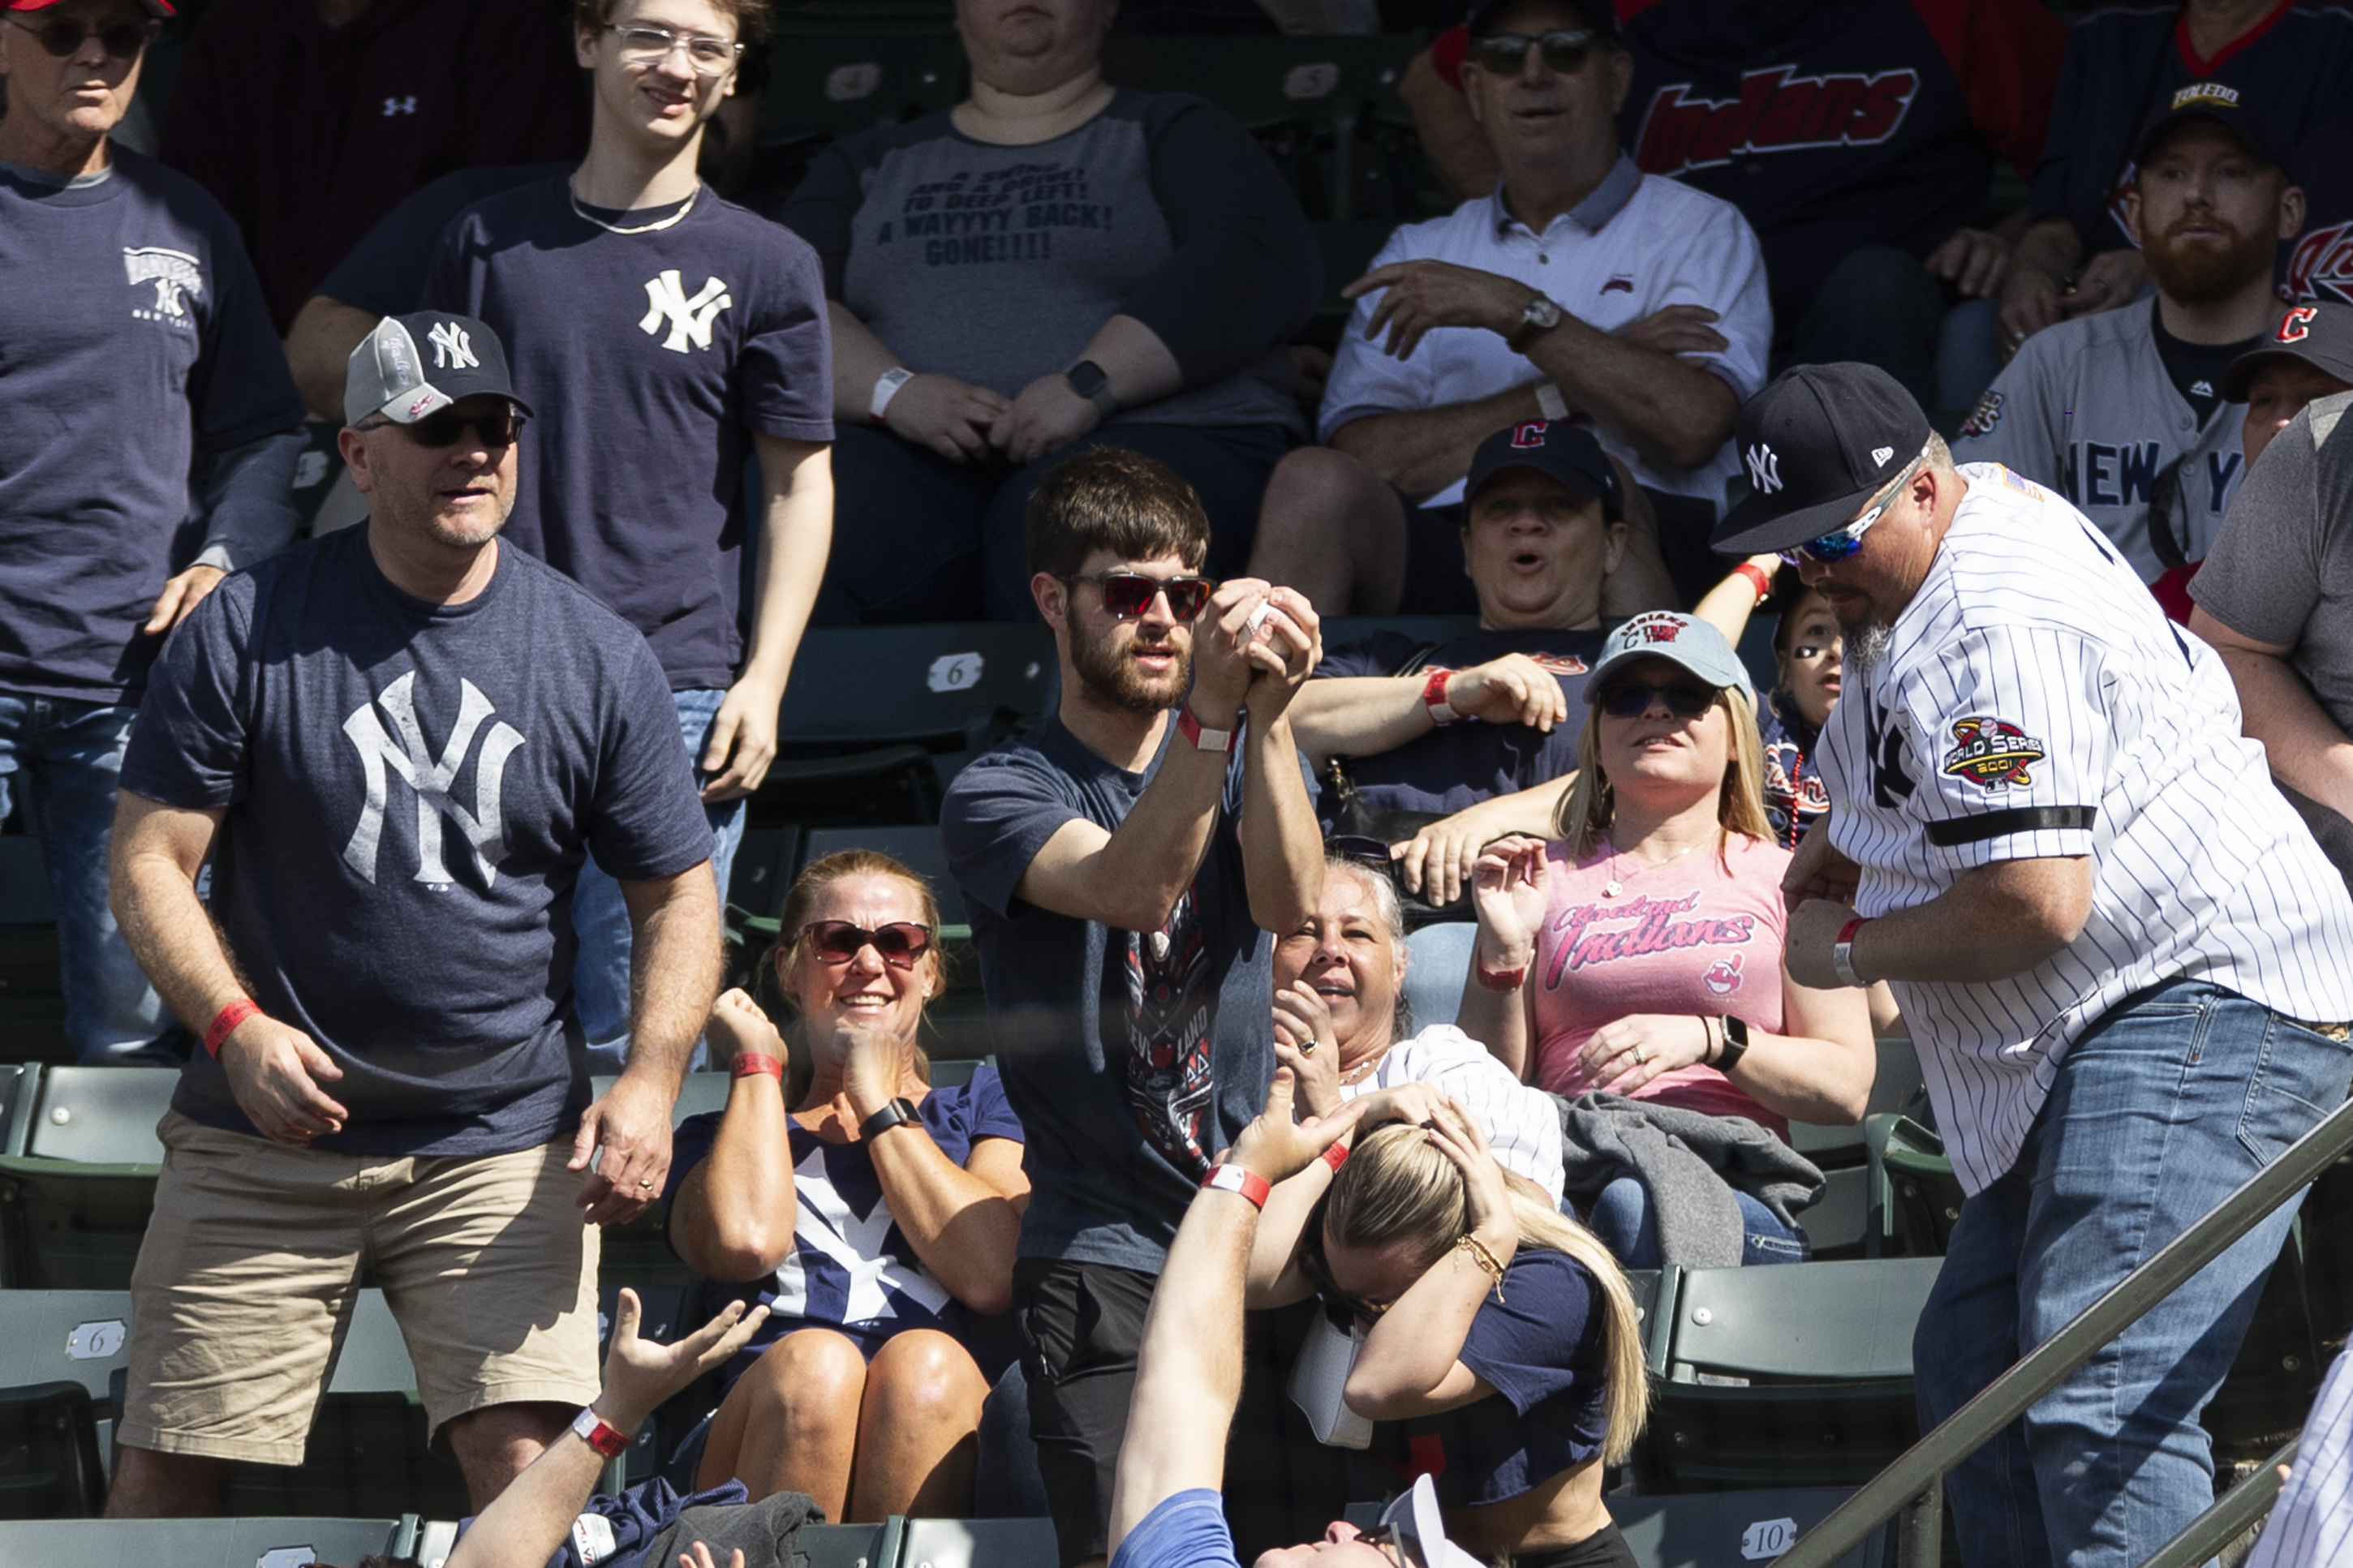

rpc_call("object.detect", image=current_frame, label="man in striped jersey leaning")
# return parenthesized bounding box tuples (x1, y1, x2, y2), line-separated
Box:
(1716, 362, 2353, 1568)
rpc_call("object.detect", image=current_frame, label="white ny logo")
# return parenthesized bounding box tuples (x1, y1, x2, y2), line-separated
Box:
(1744, 444, 1783, 494)
(428, 320, 478, 370)
(341, 672, 526, 888)
(639, 270, 733, 353)
(384, 96, 417, 116)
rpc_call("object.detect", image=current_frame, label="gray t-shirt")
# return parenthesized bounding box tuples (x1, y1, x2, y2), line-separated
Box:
(782, 89, 1315, 435)
(2192, 393, 2353, 729)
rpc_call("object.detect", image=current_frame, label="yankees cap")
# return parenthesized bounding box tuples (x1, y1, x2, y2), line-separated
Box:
(1711, 363, 1932, 556)
(1588, 611, 1754, 705)
(1466, 0, 1618, 40)
(2222, 301, 2353, 401)
(1463, 419, 1622, 519)
(345, 311, 532, 427)
(2132, 82, 2295, 178)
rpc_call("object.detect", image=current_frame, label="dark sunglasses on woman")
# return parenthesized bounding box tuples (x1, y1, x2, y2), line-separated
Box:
(3, 13, 159, 58)
(1471, 28, 1598, 76)
(798, 920, 934, 970)
(1297, 1205, 1394, 1325)
(1595, 680, 1718, 720)
(1060, 570, 1216, 622)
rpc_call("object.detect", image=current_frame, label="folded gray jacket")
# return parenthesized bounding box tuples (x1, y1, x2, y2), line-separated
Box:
(1554, 1093, 1826, 1269)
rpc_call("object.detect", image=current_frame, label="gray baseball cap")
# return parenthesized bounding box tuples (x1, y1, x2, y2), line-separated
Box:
(344, 310, 531, 427)
(1588, 611, 1755, 705)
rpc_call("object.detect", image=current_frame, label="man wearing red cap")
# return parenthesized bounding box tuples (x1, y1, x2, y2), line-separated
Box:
(0, 0, 304, 1064)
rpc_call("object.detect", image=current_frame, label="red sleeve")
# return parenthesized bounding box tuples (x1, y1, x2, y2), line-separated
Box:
(1430, 22, 1468, 91)
(1907, 0, 2068, 174)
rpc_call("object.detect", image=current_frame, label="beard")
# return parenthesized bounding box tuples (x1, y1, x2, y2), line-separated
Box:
(2143, 210, 2276, 305)
(1071, 621, 1194, 715)
(1843, 621, 1891, 675)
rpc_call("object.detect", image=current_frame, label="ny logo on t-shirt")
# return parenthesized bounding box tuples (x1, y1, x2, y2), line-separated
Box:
(122, 246, 203, 322)
(639, 269, 733, 353)
(341, 672, 527, 889)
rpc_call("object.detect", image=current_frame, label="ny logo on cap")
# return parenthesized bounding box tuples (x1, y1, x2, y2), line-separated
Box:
(1744, 444, 1783, 494)
(1870, 446, 1895, 466)
(2280, 306, 2318, 343)
(428, 321, 478, 370)
(1510, 422, 1551, 449)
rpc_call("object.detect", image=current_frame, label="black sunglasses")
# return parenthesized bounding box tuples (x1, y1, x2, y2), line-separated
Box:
(1595, 680, 1718, 720)
(1470, 28, 1598, 76)
(3, 13, 159, 58)
(1060, 570, 1215, 622)
(359, 409, 527, 449)
(798, 919, 934, 970)
(1298, 1205, 1393, 1325)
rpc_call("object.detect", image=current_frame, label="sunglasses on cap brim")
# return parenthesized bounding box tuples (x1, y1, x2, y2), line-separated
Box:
(1777, 453, 1926, 566)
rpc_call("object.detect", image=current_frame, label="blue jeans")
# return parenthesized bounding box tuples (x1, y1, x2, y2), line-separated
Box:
(570, 687, 744, 1072)
(1401, 921, 1476, 1032)
(1583, 1174, 1812, 1268)
(0, 694, 178, 1064)
(1914, 978, 2353, 1568)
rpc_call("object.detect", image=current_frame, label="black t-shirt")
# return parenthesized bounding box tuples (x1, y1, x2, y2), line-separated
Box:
(2153, 319, 2260, 427)
(121, 527, 715, 1155)
(316, 161, 567, 316)
(1314, 627, 1603, 820)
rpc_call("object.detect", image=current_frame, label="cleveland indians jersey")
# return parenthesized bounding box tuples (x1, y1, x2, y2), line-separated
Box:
(1816, 462, 2353, 1193)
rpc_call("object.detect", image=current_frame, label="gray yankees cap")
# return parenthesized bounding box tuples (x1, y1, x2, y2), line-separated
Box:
(344, 311, 531, 427)
(1588, 611, 1755, 705)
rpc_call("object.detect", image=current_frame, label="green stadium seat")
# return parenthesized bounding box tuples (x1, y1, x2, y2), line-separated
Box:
(1788, 1039, 1928, 1167)
(0, 836, 57, 925)
(0, 1514, 417, 1565)
(898, 1514, 1060, 1568)
(0, 1063, 37, 1155)
(806, 1519, 901, 1568)
(1607, 1488, 1889, 1567)
(731, 825, 805, 921)
(0, 1381, 105, 1519)
(0, 929, 68, 1067)
(0, 1068, 174, 1289)
(799, 826, 968, 927)
(1865, 1115, 1962, 1258)
(1644, 1259, 1939, 1493)
(760, 29, 964, 148)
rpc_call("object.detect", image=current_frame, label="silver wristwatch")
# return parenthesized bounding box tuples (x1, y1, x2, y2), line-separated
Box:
(1508, 293, 1563, 354)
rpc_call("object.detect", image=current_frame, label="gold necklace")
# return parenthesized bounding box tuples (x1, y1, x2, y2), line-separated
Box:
(1601, 831, 1706, 900)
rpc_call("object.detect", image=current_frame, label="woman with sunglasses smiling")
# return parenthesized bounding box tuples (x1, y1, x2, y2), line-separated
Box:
(1458, 612, 1873, 1269)
(1246, 1104, 1649, 1568)
(664, 849, 1028, 1521)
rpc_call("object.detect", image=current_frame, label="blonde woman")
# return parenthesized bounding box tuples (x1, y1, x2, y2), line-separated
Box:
(1460, 612, 1873, 1268)
(1247, 1102, 1649, 1568)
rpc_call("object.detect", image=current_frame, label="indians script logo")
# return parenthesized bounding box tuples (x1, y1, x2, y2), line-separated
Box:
(1624, 612, 1684, 645)
(640, 270, 733, 353)
(1745, 443, 1783, 493)
(1634, 66, 1920, 177)
(342, 672, 526, 887)
(428, 320, 478, 369)
(1510, 421, 1551, 448)
(1703, 954, 1744, 997)
(1940, 715, 2045, 790)
(1958, 389, 2004, 440)
(2286, 222, 2353, 305)
(123, 247, 203, 320)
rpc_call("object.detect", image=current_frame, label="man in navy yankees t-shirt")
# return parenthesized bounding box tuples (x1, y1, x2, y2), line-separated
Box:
(0, 0, 304, 1064)
(427, 0, 834, 1070)
(104, 312, 719, 1518)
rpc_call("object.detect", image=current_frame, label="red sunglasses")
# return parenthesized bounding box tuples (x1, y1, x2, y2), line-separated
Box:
(1061, 570, 1215, 622)
(798, 920, 933, 969)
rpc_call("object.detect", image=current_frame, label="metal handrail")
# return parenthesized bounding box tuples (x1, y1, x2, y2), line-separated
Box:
(2140, 1437, 2299, 1568)
(1777, 1093, 2353, 1568)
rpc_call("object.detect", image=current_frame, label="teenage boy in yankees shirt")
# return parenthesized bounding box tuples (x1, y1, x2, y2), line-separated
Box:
(428, 0, 832, 1069)
(103, 313, 721, 1519)
(1726, 363, 2353, 1568)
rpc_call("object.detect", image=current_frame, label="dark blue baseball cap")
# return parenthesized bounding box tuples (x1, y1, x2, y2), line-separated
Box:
(1466, 0, 1618, 40)
(1712, 363, 1932, 555)
(2132, 82, 2296, 179)
(1463, 419, 1622, 520)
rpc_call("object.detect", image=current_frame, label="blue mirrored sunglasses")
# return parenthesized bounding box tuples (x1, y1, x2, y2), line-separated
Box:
(1779, 453, 1925, 567)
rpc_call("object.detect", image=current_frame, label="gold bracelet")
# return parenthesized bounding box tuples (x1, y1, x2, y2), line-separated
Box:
(1456, 1234, 1507, 1302)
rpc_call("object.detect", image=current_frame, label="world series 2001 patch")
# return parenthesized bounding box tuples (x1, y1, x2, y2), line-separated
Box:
(1941, 715, 2045, 789)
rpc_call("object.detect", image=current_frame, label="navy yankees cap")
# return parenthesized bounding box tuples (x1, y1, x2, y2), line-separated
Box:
(1466, 0, 1618, 41)
(1463, 419, 1622, 519)
(1588, 612, 1755, 705)
(2222, 302, 2353, 401)
(1712, 363, 1933, 556)
(344, 311, 532, 427)
(2132, 82, 2296, 179)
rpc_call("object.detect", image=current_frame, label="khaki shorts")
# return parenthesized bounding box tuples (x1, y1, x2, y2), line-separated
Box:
(118, 1110, 600, 1465)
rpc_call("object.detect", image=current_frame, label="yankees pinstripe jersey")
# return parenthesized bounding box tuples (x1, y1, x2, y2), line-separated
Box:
(1816, 462, 2353, 1193)
(2245, 1341, 2353, 1567)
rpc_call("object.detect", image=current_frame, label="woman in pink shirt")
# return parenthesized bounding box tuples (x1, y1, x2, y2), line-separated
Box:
(1458, 612, 1873, 1266)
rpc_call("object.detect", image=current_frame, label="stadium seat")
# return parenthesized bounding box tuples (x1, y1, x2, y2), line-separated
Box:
(0, 835, 57, 925)
(0, 1063, 36, 1155)
(731, 825, 805, 921)
(586, 1075, 734, 1291)
(806, 1519, 901, 1568)
(898, 1514, 1060, 1568)
(0, 1068, 173, 1289)
(1644, 1259, 1939, 1493)
(760, 28, 964, 148)
(799, 826, 970, 927)
(0, 1514, 418, 1565)
(1864, 1115, 1962, 1258)
(0, 1381, 105, 1519)
(1607, 1488, 1890, 1568)
(1788, 1039, 1929, 1168)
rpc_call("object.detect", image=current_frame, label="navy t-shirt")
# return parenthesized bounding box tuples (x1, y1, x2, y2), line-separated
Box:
(0, 151, 303, 705)
(666, 1066, 1025, 1388)
(1315, 628, 1603, 820)
(1370, 1248, 1611, 1508)
(317, 161, 567, 316)
(120, 526, 716, 1155)
(940, 713, 1274, 1274)
(425, 176, 836, 690)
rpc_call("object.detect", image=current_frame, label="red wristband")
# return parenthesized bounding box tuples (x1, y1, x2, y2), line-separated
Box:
(1834, 917, 1870, 989)
(1422, 668, 1459, 724)
(1201, 1164, 1271, 1209)
(729, 1052, 785, 1082)
(571, 1404, 630, 1458)
(1474, 957, 1528, 992)
(1323, 1140, 1350, 1173)
(204, 998, 261, 1058)
(1836, 917, 1869, 945)
(1735, 562, 1774, 603)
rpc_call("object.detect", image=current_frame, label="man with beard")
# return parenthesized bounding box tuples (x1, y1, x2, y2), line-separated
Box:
(1722, 362, 2353, 1568)
(940, 448, 1323, 1568)
(1955, 95, 2305, 585)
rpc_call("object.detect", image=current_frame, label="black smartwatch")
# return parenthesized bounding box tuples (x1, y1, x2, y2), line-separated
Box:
(1065, 359, 1118, 419)
(859, 1097, 919, 1141)
(1715, 1015, 1750, 1075)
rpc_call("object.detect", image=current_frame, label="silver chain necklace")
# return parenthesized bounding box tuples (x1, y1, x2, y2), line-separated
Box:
(567, 177, 701, 235)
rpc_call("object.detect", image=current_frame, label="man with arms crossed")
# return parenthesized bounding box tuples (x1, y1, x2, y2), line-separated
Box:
(942, 449, 1323, 1568)
(1728, 363, 2353, 1566)
(103, 314, 723, 1517)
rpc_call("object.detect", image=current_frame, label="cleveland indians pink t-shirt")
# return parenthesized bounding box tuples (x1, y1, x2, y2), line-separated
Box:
(1529, 832, 1793, 1138)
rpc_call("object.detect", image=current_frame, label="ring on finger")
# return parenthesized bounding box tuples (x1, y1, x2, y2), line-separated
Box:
(1299, 1038, 1317, 1056)
(1632, 1043, 1649, 1065)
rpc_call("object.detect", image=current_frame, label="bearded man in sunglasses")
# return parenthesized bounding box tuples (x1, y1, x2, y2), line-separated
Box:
(101, 311, 723, 1520)
(0, 0, 306, 1065)
(1730, 362, 2353, 1568)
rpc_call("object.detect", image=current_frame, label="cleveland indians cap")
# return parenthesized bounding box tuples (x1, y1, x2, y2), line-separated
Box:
(2131, 81, 2296, 178)
(1587, 611, 1755, 705)
(4, 0, 174, 14)
(344, 311, 532, 427)
(1379, 1476, 1487, 1568)
(1465, 0, 1618, 40)
(1712, 363, 1933, 556)
(2222, 301, 2353, 401)
(1463, 419, 1622, 519)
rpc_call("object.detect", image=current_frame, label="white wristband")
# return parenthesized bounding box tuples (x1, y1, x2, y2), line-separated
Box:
(871, 366, 915, 423)
(1832, 941, 1865, 989)
(1535, 380, 1568, 421)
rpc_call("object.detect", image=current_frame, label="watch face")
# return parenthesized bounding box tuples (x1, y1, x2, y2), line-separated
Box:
(1067, 361, 1108, 395)
(1531, 297, 1562, 329)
